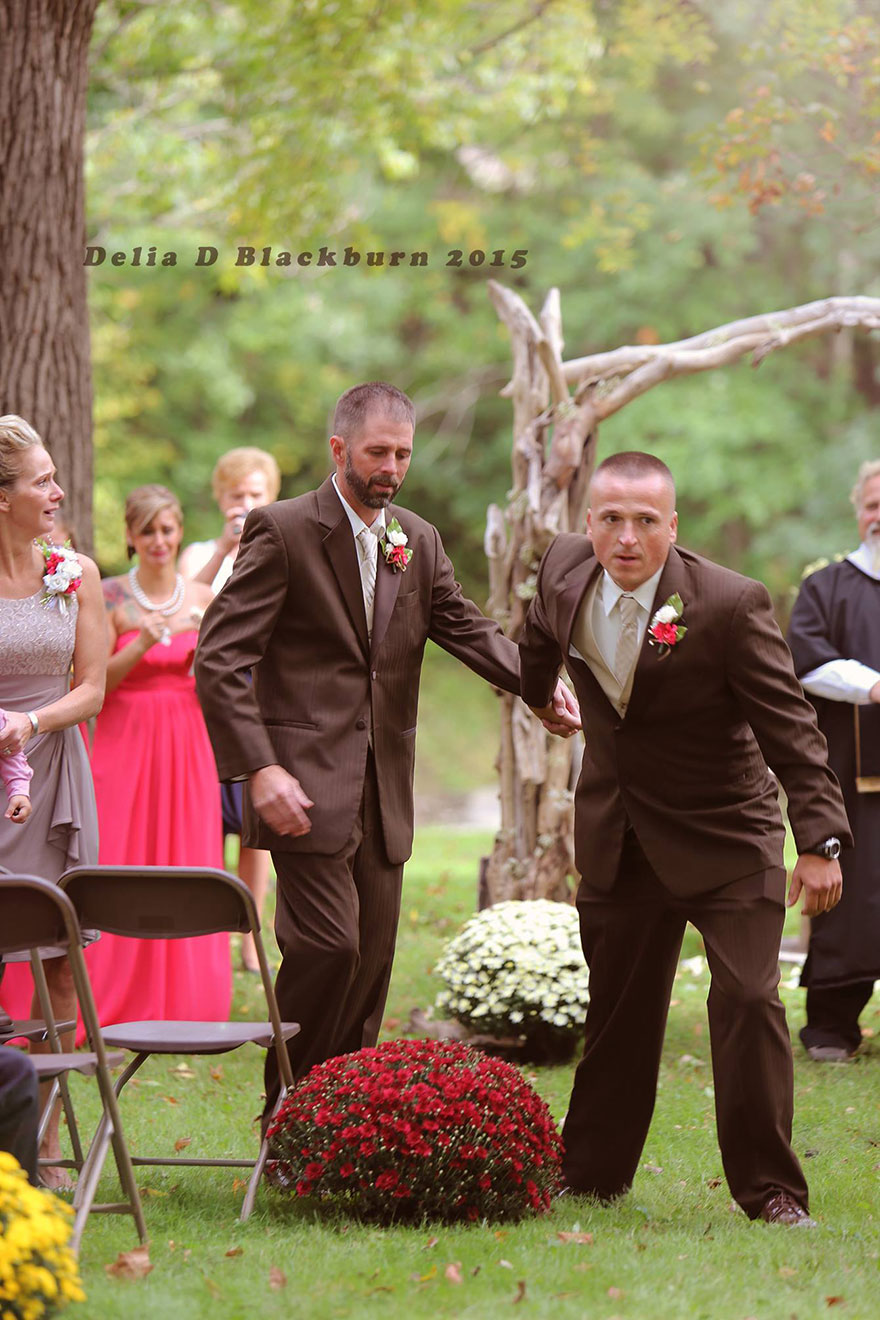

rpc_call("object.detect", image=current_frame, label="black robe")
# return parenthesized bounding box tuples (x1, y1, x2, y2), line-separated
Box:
(787, 559, 880, 988)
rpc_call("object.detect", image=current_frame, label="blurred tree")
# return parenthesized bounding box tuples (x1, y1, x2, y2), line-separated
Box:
(0, 0, 99, 541)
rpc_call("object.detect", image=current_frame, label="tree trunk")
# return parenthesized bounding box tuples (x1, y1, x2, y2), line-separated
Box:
(482, 282, 597, 904)
(0, 0, 98, 548)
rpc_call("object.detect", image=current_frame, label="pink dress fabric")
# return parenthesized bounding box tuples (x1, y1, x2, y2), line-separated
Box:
(83, 630, 231, 1032)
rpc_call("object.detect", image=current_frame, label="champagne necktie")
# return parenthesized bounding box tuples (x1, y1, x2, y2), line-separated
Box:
(357, 525, 379, 635)
(614, 594, 641, 684)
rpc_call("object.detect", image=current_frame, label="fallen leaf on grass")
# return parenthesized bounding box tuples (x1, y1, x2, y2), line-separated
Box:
(225, 1247, 244, 1258)
(445, 1263, 463, 1285)
(366, 1286, 395, 1295)
(498, 1259, 513, 1269)
(169, 1063, 196, 1079)
(269, 1267, 287, 1291)
(209, 1064, 224, 1081)
(161, 1095, 180, 1106)
(410, 1266, 437, 1283)
(203, 1276, 221, 1299)
(778, 1267, 797, 1278)
(231, 1178, 248, 1197)
(174, 1136, 192, 1153)
(423, 1235, 439, 1250)
(826, 1299, 846, 1308)
(138, 1186, 167, 1199)
(706, 1178, 723, 1188)
(105, 1245, 154, 1281)
(512, 1280, 527, 1304)
(608, 1286, 624, 1299)
(556, 1231, 593, 1245)
(643, 1164, 663, 1175)
(471, 1266, 481, 1277)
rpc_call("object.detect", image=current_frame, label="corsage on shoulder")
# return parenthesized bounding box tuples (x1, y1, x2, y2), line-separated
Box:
(37, 539, 83, 613)
(647, 592, 686, 657)
(380, 517, 413, 573)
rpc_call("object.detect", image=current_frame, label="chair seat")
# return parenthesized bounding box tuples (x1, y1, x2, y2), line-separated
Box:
(0, 1017, 77, 1044)
(31, 1050, 126, 1078)
(102, 1020, 300, 1054)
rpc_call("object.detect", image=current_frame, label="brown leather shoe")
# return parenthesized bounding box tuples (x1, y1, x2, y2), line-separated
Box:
(759, 1192, 817, 1227)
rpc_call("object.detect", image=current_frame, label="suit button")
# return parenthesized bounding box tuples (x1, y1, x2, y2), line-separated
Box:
(371, 670, 378, 681)
(356, 717, 367, 730)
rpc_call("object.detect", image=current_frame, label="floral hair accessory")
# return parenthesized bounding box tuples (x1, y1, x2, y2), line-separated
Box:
(648, 592, 686, 657)
(380, 517, 412, 572)
(37, 538, 83, 614)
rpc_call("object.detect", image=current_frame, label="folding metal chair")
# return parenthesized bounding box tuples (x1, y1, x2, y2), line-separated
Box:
(60, 865, 298, 1220)
(0, 874, 147, 1253)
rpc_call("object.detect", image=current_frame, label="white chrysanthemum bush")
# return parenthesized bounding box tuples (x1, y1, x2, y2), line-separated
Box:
(434, 899, 590, 1061)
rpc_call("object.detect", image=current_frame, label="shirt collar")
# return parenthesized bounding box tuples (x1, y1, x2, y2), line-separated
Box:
(331, 474, 386, 539)
(600, 564, 665, 616)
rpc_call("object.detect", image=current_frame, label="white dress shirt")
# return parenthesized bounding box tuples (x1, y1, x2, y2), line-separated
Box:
(800, 543, 880, 704)
(331, 475, 386, 632)
(586, 566, 665, 673)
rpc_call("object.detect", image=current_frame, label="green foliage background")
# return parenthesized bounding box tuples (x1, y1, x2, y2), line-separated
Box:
(85, 0, 880, 605)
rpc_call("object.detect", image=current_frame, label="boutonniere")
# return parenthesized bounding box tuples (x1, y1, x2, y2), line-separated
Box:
(36, 539, 83, 614)
(380, 517, 413, 573)
(647, 592, 687, 657)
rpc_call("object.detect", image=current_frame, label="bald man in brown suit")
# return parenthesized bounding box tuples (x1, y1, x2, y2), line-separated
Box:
(520, 451, 850, 1226)
(195, 382, 578, 1125)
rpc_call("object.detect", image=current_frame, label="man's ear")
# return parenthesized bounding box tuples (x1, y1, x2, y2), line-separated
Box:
(586, 508, 594, 542)
(669, 511, 678, 544)
(329, 434, 344, 468)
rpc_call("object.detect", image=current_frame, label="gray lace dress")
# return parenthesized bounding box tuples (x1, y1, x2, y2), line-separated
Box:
(0, 591, 98, 956)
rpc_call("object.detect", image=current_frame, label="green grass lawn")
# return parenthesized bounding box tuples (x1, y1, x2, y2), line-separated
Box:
(53, 827, 879, 1318)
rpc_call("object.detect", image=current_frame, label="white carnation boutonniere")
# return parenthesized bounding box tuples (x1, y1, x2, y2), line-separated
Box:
(36, 539, 83, 614)
(647, 592, 687, 658)
(380, 517, 413, 573)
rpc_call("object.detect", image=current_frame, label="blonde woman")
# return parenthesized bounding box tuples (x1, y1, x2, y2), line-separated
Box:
(0, 415, 105, 1187)
(180, 448, 281, 972)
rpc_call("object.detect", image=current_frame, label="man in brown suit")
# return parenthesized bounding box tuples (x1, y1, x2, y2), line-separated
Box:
(520, 451, 850, 1226)
(195, 381, 578, 1124)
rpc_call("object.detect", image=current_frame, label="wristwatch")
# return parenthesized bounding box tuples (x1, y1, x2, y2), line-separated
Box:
(807, 836, 841, 860)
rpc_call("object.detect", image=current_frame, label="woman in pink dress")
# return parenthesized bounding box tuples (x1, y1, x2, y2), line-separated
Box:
(84, 485, 231, 1026)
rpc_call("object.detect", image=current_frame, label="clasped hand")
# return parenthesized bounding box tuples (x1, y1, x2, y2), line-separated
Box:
(529, 679, 582, 738)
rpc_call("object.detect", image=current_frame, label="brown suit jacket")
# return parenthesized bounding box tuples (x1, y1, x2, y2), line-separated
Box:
(194, 477, 519, 864)
(520, 537, 851, 896)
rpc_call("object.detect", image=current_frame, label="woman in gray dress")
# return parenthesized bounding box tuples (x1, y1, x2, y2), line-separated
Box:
(0, 415, 105, 1185)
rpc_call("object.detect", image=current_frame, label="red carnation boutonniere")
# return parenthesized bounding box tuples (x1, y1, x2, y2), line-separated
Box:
(647, 592, 686, 658)
(380, 517, 413, 573)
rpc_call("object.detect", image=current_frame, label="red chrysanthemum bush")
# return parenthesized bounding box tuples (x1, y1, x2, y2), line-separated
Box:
(266, 1039, 563, 1223)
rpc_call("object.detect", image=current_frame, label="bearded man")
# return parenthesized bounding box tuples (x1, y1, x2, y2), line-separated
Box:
(195, 381, 579, 1127)
(787, 459, 880, 1060)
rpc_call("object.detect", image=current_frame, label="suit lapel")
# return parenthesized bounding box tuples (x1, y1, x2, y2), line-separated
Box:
(560, 557, 602, 660)
(371, 509, 403, 656)
(626, 546, 688, 717)
(317, 478, 370, 659)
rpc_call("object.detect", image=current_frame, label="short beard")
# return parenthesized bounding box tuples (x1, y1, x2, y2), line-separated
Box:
(344, 450, 398, 509)
(867, 521, 880, 574)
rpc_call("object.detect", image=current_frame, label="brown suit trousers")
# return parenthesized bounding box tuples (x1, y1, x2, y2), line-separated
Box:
(564, 832, 806, 1216)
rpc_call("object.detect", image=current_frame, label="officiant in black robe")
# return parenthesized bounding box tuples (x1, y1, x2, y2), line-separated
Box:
(787, 461, 880, 1060)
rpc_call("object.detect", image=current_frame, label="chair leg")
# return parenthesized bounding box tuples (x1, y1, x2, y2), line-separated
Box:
(69, 1113, 115, 1255)
(240, 1086, 288, 1222)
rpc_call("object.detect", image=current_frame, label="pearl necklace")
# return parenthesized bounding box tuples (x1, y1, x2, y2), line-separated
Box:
(128, 567, 185, 646)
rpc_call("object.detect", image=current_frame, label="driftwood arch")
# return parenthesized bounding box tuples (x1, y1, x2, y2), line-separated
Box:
(482, 288, 880, 905)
